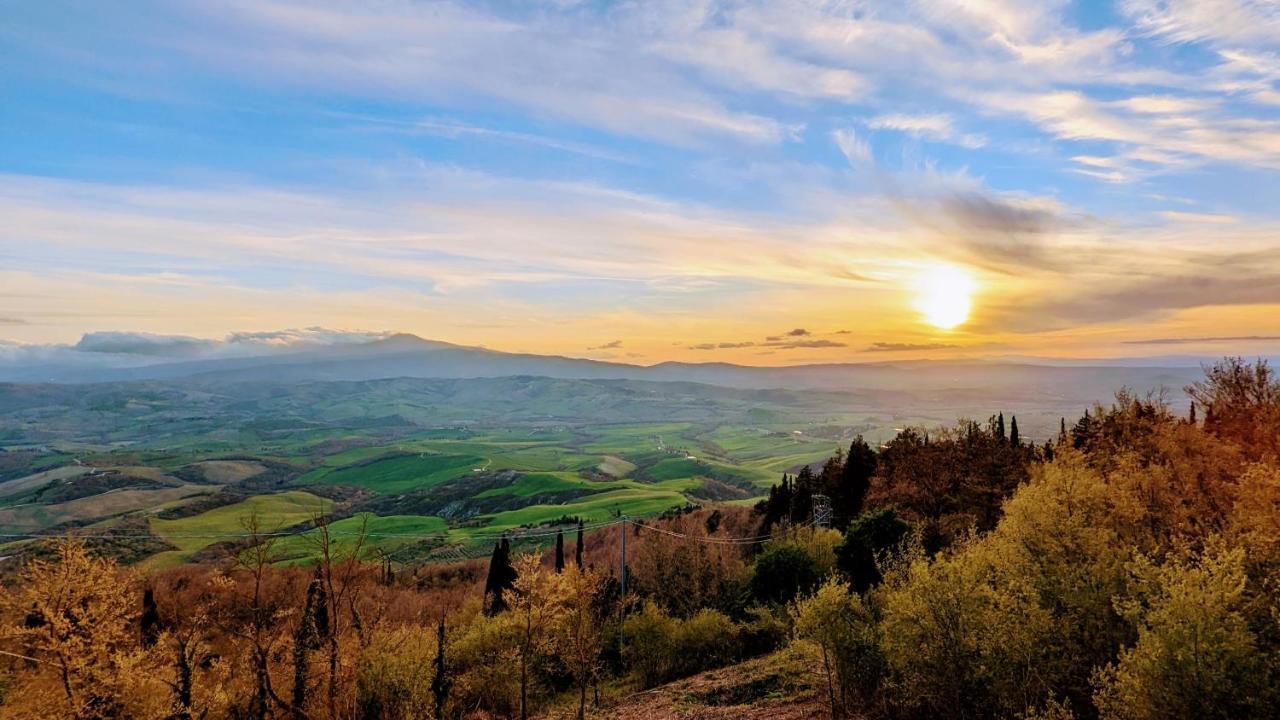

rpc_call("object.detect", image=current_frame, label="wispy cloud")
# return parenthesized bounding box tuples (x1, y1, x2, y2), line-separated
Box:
(1122, 0, 1280, 47)
(1159, 211, 1238, 224)
(342, 114, 638, 164)
(833, 128, 872, 166)
(866, 114, 986, 148)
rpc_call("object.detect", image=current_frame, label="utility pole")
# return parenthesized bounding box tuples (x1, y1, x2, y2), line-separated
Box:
(619, 515, 627, 601)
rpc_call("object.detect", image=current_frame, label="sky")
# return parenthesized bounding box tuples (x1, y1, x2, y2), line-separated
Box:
(2, 0, 1280, 366)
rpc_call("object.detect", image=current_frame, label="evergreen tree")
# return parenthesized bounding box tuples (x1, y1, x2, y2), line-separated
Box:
(819, 447, 844, 496)
(312, 567, 330, 640)
(293, 572, 327, 713)
(1060, 417, 1067, 442)
(836, 507, 910, 593)
(836, 436, 877, 529)
(792, 466, 816, 524)
(140, 588, 161, 648)
(1009, 416, 1020, 446)
(1189, 401, 1197, 425)
(575, 519, 584, 567)
(432, 614, 451, 720)
(1072, 409, 1094, 449)
(704, 508, 723, 534)
(996, 412, 1006, 440)
(555, 529, 565, 574)
(757, 472, 796, 533)
(484, 537, 518, 615)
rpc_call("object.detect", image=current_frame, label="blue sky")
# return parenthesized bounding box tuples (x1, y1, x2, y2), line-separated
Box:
(3, 0, 1280, 364)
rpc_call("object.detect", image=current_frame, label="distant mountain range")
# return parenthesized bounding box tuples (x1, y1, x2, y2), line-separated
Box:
(0, 333, 1208, 407)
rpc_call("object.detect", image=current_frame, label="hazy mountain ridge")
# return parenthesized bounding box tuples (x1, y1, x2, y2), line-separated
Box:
(0, 333, 1206, 402)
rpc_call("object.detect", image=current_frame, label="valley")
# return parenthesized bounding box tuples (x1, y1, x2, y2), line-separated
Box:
(0, 376, 866, 568)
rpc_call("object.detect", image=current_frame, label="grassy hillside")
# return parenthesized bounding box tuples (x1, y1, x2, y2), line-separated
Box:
(0, 373, 1053, 567)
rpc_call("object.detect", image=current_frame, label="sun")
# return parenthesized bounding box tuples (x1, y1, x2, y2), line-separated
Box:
(914, 265, 976, 330)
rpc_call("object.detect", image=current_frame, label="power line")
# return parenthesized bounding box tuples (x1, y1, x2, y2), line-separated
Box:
(625, 517, 812, 545)
(0, 648, 44, 664)
(1, 514, 809, 565)
(0, 518, 623, 543)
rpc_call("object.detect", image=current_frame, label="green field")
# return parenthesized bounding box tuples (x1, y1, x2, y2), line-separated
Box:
(7, 420, 839, 568)
(2, 378, 868, 568)
(151, 491, 333, 554)
(271, 513, 450, 562)
(301, 453, 486, 493)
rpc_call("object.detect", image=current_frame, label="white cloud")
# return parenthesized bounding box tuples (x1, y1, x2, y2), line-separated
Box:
(833, 128, 873, 166)
(172, 0, 789, 146)
(866, 113, 986, 148)
(1123, 0, 1280, 47)
(981, 89, 1280, 175)
(0, 327, 398, 375)
(1159, 210, 1239, 224)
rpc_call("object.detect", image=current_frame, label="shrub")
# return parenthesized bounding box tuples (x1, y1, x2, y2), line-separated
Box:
(878, 544, 1052, 719)
(1093, 542, 1273, 720)
(674, 608, 739, 674)
(621, 603, 745, 687)
(451, 611, 522, 717)
(836, 507, 910, 593)
(750, 544, 820, 605)
(791, 577, 883, 718)
(621, 602, 679, 688)
(356, 625, 437, 719)
(737, 605, 789, 658)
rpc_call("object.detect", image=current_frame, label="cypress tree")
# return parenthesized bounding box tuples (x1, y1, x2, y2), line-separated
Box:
(555, 529, 565, 574)
(837, 436, 877, 528)
(293, 572, 327, 713)
(484, 541, 501, 598)
(1060, 417, 1067, 442)
(432, 615, 451, 719)
(791, 466, 815, 524)
(996, 412, 1006, 440)
(1189, 401, 1197, 425)
(140, 588, 161, 648)
(484, 540, 516, 615)
(311, 567, 330, 640)
(1009, 416, 1020, 446)
(575, 519, 584, 567)
(1072, 410, 1093, 449)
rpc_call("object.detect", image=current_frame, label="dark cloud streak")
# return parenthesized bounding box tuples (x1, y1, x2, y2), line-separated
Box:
(863, 342, 956, 352)
(1125, 335, 1280, 345)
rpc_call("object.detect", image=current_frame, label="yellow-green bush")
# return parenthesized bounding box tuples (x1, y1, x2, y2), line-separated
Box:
(1094, 542, 1271, 720)
(621, 602, 745, 687)
(356, 625, 438, 719)
(791, 576, 883, 718)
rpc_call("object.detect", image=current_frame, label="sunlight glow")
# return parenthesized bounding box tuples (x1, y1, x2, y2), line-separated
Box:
(914, 265, 975, 330)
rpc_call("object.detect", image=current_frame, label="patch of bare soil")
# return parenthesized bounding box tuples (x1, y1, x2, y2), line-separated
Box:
(588, 652, 826, 720)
